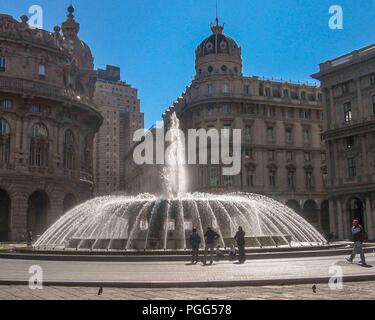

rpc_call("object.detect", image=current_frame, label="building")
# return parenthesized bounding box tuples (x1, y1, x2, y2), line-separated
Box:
(312, 44, 375, 240)
(93, 65, 144, 195)
(0, 7, 102, 241)
(125, 21, 329, 233)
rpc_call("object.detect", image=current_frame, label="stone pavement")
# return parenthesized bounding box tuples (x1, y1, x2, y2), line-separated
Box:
(0, 254, 374, 286)
(0, 282, 375, 300)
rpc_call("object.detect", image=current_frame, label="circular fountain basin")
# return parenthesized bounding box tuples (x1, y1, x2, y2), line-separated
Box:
(34, 193, 326, 252)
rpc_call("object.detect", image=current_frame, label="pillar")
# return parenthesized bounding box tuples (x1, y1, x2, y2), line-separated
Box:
(337, 198, 344, 239)
(365, 197, 374, 240)
(329, 199, 337, 236)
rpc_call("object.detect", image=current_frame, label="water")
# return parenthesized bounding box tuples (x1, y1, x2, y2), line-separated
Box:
(34, 112, 327, 250)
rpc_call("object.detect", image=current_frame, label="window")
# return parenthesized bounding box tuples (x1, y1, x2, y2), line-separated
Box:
(31, 104, 43, 113)
(301, 91, 306, 100)
(346, 136, 355, 149)
(0, 99, 13, 111)
(342, 82, 350, 94)
(0, 118, 11, 164)
(288, 171, 295, 189)
(243, 85, 250, 96)
(244, 148, 252, 159)
(38, 64, 46, 80)
(269, 169, 277, 188)
(209, 166, 219, 187)
(348, 158, 356, 177)
(321, 153, 327, 162)
(208, 84, 213, 96)
(266, 127, 275, 142)
(302, 110, 312, 120)
(244, 125, 251, 139)
(283, 89, 289, 98)
(285, 128, 293, 144)
(286, 151, 293, 161)
(303, 128, 311, 144)
(0, 57, 6, 72)
(344, 102, 352, 122)
(224, 175, 232, 187)
(30, 123, 49, 167)
(222, 84, 229, 94)
(304, 152, 311, 162)
(265, 87, 271, 97)
(371, 74, 375, 85)
(305, 171, 314, 189)
(247, 169, 255, 187)
(268, 150, 276, 161)
(64, 130, 75, 170)
(372, 95, 375, 114)
(223, 105, 231, 114)
(259, 84, 264, 96)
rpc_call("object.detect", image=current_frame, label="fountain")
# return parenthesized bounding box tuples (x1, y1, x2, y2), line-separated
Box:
(34, 113, 326, 251)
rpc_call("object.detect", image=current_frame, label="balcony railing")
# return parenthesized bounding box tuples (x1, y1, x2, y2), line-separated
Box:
(0, 75, 94, 107)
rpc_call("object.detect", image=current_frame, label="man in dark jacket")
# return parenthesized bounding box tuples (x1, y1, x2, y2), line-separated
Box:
(203, 227, 220, 265)
(347, 220, 367, 265)
(234, 226, 246, 264)
(190, 228, 201, 264)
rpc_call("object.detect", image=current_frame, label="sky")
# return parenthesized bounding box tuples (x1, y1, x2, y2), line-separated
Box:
(1, 0, 374, 128)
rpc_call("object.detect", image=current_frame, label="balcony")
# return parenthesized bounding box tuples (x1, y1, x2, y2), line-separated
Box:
(0, 75, 94, 108)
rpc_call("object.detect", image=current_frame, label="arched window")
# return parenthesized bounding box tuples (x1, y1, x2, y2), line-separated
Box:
(30, 123, 49, 167)
(64, 130, 75, 170)
(0, 118, 11, 163)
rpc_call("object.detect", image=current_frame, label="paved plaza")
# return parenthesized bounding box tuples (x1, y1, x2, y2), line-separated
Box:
(0, 253, 374, 287)
(0, 282, 375, 300)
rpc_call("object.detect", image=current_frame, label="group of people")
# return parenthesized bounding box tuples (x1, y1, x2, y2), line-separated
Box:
(190, 226, 246, 265)
(189, 219, 369, 267)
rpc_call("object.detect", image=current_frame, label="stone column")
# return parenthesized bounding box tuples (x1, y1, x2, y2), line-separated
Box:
(337, 198, 344, 239)
(356, 78, 363, 119)
(329, 199, 337, 237)
(365, 197, 374, 240)
(10, 192, 29, 242)
(329, 87, 336, 129)
(361, 134, 369, 177)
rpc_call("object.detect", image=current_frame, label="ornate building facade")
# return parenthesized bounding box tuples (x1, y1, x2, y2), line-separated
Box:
(93, 65, 144, 195)
(312, 44, 375, 240)
(126, 22, 329, 234)
(0, 7, 102, 241)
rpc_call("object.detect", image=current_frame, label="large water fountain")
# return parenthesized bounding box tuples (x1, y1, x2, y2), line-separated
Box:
(34, 113, 326, 251)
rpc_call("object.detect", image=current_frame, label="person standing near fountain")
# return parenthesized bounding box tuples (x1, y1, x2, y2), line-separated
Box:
(347, 220, 367, 266)
(234, 227, 246, 264)
(203, 227, 220, 265)
(190, 229, 201, 264)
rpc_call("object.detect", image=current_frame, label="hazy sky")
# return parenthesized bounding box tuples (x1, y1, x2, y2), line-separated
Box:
(1, 0, 374, 128)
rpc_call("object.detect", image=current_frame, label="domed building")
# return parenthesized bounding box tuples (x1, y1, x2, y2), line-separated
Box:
(163, 21, 330, 234)
(0, 7, 102, 242)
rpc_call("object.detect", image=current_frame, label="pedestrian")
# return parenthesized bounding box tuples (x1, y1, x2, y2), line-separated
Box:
(26, 230, 33, 248)
(234, 226, 246, 264)
(190, 228, 201, 264)
(203, 227, 220, 265)
(347, 220, 367, 266)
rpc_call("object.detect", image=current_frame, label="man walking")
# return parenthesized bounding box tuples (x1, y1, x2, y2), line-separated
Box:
(234, 226, 246, 264)
(347, 219, 367, 266)
(203, 227, 220, 265)
(190, 228, 201, 264)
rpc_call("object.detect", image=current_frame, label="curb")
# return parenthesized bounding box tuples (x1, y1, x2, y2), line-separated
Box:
(1, 274, 375, 288)
(1, 247, 374, 262)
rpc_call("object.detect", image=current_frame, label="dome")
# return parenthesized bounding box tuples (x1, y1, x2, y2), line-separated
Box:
(196, 24, 240, 58)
